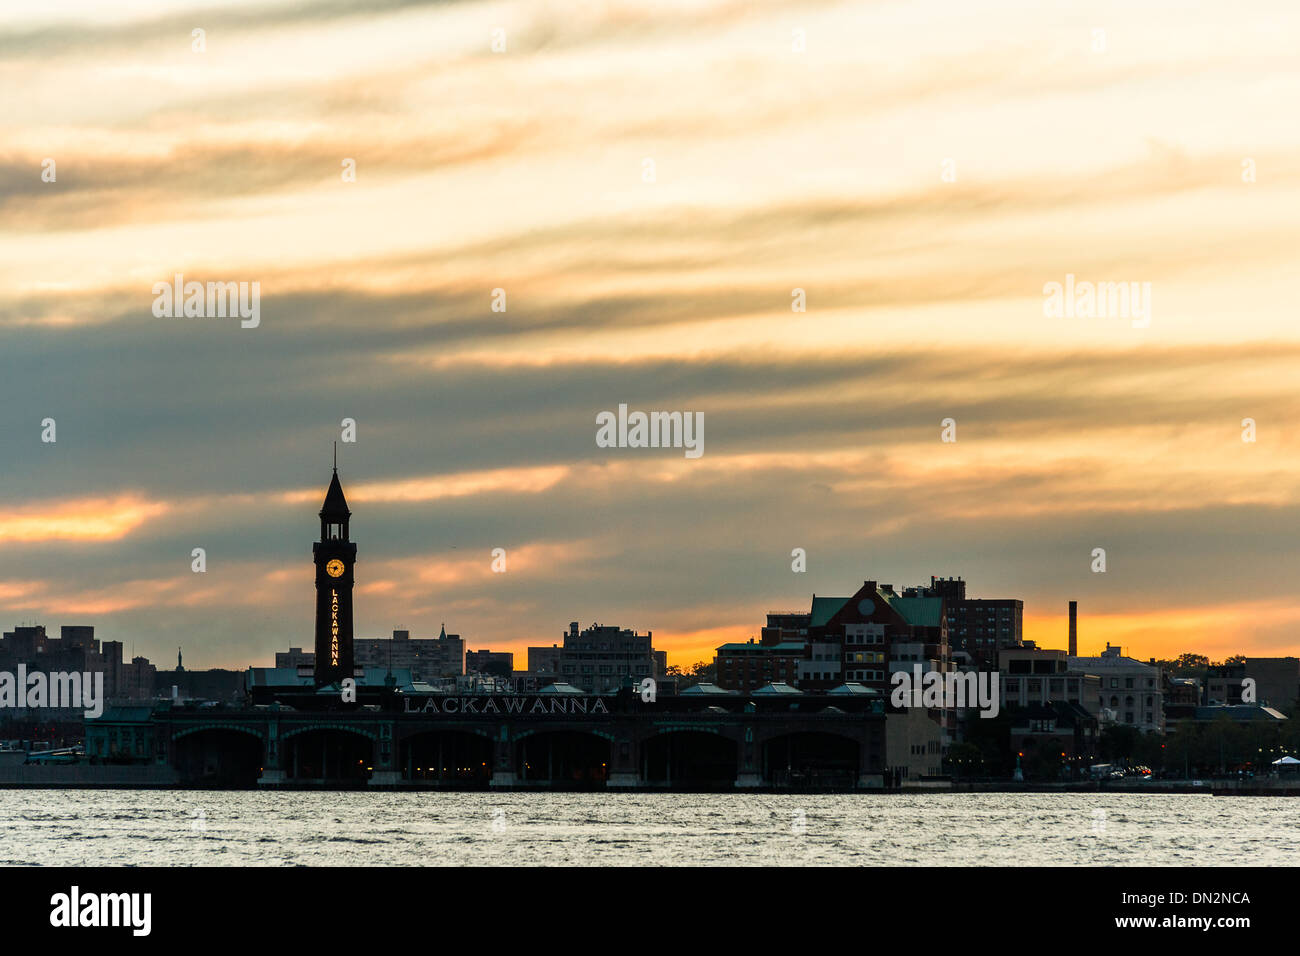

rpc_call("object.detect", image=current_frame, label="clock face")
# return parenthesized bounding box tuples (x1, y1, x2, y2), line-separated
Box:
(325, 559, 346, 578)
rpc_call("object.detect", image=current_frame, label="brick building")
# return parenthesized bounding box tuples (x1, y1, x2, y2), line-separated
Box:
(715, 640, 805, 691)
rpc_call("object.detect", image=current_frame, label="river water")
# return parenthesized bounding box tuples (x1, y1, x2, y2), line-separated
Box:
(1, 790, 1296, 865)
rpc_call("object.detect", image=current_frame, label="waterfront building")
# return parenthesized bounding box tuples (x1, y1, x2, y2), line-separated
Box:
(910, 576, 1023, 668)
(275, 647, 314, 669)
(796, 642, 844, 687)
(1204, 662, 1247, 706)
(715, 639, 805, 692)
(760, 612, 811, 646)
(356, 628, 464, 680)
(152, 668, 245, 702)
(527, 645, 561, 680)
(1008, 701, 1099, 779)
(1163, 675, 1201, 709)
(1241, 657, 1300, 715)
(275, 628, 466, 682)
(83, 682, 892, 790)
(526, 622, 665, 695)
(466, 649, 514, 678)
(1201, 657, 1300, 717)
(885, 704, 946, 786)
(276, 624, 470, 686)
(1164, 703, 1288, 727)
(998, 644, 1102, 719)
(1068, 644, 1164, 733)
(808, 580, 949, 695)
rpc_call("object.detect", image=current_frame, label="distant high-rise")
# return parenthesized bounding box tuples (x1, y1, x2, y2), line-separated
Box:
(526, 622, 664, 693)
(277, 627, 465, 682)
(920, 576, 1022, 667)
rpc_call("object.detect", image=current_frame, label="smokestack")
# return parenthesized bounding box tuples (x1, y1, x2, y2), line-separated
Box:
(1068, 601, 1078, 656)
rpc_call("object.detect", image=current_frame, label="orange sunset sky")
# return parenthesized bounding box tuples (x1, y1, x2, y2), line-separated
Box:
(1, 0, 1298, 671)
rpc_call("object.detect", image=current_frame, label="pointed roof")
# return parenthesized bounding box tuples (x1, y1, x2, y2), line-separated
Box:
(680, 682, 738, 696)
(752, 681, 803, 696)
(320, 469, 351, 518)
(537, 682, 585, 695)
(810, 596, 851, 628)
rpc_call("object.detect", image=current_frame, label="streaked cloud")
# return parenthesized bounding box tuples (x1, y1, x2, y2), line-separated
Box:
(0, 495, 169, 543)
(1, 0, 1298, 668)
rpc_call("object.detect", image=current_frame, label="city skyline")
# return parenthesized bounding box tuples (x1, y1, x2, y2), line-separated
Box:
(3, 0, 1300, 670)
(0, 499, 1279, 673)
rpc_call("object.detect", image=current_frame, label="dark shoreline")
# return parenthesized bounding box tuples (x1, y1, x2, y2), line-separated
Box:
(3, 779, 1300, 795)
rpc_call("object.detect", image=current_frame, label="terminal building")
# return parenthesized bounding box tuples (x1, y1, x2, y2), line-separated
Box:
(83, 466, 937, 790)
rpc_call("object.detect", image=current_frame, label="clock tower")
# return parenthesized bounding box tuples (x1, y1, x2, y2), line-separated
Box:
(313, 466, 357, 687)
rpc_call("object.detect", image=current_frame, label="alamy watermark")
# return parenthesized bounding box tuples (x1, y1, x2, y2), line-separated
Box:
(0, 667, 104, 718)
(49, 886, 151, 936)
(152, 273, 260, 328)
(890, 666, 1000, 718)
(1042, 274, 1151, 328)
(595, 404, 703, 458)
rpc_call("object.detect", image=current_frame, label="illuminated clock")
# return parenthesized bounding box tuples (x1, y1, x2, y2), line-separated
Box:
(325, 559, 346, 578)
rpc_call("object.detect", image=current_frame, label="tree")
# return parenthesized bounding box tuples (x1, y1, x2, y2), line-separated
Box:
(1157, 654, 1210, 679)
(672, 661, 715, 690)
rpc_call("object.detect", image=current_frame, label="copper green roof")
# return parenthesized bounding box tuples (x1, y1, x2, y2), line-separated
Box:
(680, 683, 738, 695)
(810, 596, 850, 628)
(716, 641, 804, 652)
(880, 595, 943, 627)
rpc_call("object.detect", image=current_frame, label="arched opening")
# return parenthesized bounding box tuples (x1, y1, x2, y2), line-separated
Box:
(400, 731, 492, 787)
(642, 731, 738, 789)
(172, 729, 263, 787)
(284, 729, 374, 786)
(516, 732, 610, 788)
(763, 732, 859, 788)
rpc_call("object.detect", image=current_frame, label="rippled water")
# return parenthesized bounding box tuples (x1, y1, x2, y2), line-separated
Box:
(1, 790, 1297, 865)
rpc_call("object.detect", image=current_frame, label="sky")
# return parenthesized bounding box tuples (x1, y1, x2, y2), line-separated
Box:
(1, 0, 1298, 671)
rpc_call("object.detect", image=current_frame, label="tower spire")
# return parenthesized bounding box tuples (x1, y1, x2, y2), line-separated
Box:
(313, 464, 357, 688)
(333, 440, 337, 473)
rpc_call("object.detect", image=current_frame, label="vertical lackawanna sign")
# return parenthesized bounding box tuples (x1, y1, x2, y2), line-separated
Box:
(313, 467, 356, 686)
